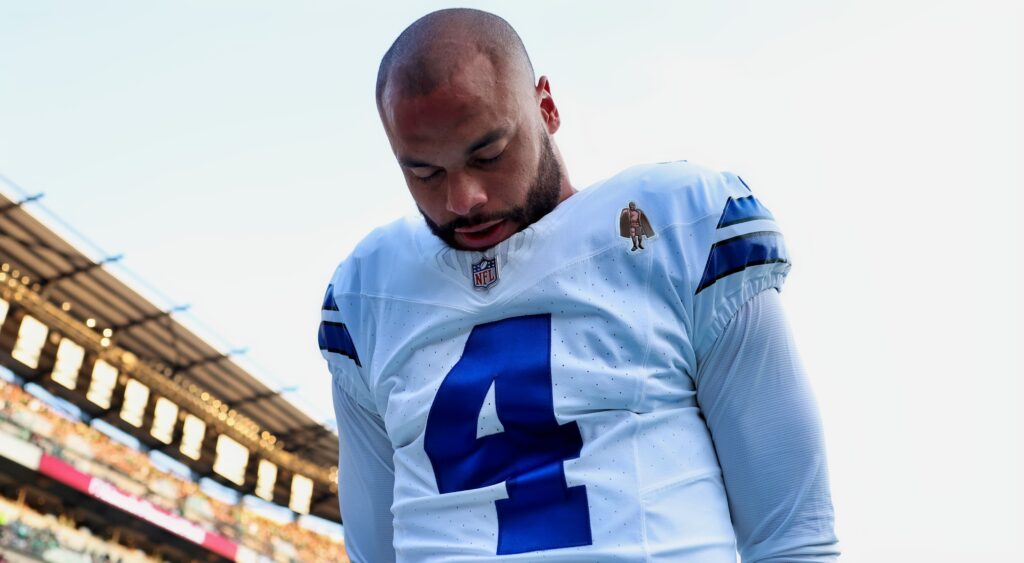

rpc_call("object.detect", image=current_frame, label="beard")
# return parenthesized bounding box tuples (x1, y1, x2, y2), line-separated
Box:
(421, 132, 563, 250)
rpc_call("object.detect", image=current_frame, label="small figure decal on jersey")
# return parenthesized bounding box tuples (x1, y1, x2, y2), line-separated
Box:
(472, 257, 498, 290)
(619, 201, 656, 251)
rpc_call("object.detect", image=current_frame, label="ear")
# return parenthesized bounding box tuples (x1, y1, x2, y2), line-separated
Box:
(536, 76, 560, 135)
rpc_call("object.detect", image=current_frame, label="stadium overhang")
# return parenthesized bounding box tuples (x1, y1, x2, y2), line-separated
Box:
(0, 191, 340, 522)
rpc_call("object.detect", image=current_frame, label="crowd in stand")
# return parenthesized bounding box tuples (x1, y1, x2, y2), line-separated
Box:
(0, 379, 348, 563)
(0, 496, 156, 563)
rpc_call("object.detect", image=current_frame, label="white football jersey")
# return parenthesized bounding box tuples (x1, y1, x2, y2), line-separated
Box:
(321, 161, 797, 561)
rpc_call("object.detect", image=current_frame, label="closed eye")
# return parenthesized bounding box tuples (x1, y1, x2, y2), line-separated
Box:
(476, 152, 503, 166)
(411, 168, 443, 182)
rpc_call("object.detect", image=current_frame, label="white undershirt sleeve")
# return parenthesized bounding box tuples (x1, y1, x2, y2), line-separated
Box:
(696, 289, 840, 562)
(332, 376, 397, 563)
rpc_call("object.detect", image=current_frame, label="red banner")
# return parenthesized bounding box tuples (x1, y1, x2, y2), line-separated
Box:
(38, 453, 240, 560)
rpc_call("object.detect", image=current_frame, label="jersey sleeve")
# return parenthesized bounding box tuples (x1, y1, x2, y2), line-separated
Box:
(675, 169, 792, 361)
(696, 290, 839, 561)
(320, 261, 397, 561)
(319, 261, 375, 413)
(332, 376, 396, 563)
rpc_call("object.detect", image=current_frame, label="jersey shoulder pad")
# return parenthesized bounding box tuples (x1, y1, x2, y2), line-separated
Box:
(338, 215, 422, 292)
(632, 162, 791, 359)
(319, 270, 361, 368)
(319, 264, 376, 411)
(317, 217, 420, 412)
(593, 160, 752, 225)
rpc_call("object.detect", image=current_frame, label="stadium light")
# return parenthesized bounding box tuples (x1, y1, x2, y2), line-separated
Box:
(86, 359, 118, 408)
(150, 397, 179, 444)
(120, 378, 150, 427)
(180, 414, 206, 460)
(214, 434, 250, 486)
(256, 459, 278, 502)
(51, 338, 85, 390)
(12, 314, 48, 369)
(289, 473, 313, 515)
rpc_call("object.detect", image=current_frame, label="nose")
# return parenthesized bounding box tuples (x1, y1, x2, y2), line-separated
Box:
(445, 172, 488, 216)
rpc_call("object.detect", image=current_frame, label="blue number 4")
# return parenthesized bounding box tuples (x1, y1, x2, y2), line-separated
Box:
(424, 315, 593, 555)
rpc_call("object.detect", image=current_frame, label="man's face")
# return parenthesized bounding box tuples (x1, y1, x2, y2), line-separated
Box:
(380, 52, 564, 251)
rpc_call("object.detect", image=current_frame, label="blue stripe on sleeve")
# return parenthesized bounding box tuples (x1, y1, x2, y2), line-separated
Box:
(696, 231, 788, 294)
(319, 321, 361, 367)
(736, 175, 752, 192)
(716, 196, 775, 229)
(322, 284, 340, 311)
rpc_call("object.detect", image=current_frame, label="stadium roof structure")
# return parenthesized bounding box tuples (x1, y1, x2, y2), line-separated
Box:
(0, 190, 341, 522)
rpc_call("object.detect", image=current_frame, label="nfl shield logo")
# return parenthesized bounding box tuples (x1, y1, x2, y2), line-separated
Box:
(471, 257, 498, 290)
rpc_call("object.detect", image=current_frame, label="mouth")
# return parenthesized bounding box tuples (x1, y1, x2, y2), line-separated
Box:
(454, 219, 512, 250)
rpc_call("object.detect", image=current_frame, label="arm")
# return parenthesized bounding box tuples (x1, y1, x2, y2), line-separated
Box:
(696, 289, 839, 562)
(331, 376, 397, 563)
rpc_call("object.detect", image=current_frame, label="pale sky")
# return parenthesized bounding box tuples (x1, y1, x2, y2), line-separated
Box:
(1, 0, 1020, 560)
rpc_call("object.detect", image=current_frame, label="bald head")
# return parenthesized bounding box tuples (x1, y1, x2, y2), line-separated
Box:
(376, 8, 535, 112)
(376, 9, 572, 251)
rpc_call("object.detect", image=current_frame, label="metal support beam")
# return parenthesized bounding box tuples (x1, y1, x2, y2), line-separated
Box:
(0, 193, 44, 216)
(0, 228, 82, 263)
(309, 491, 336, 510)
(277, 422, 327, 441)
(229, 385, 297, 409)
(38, 254, 123, 289)
(173, 347, 247, 374)
(112, 304, 190, 332)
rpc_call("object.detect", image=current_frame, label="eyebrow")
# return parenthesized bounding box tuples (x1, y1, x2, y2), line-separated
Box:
(398, 127, 510, 168)
(465, 127, 508, 156)
(398, 156, 435, 168)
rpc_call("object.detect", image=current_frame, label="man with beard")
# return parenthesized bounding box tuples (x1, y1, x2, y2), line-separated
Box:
(319, 8, 838, 563)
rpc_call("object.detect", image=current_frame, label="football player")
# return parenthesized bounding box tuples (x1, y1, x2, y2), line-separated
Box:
(320, 8, 839, 562)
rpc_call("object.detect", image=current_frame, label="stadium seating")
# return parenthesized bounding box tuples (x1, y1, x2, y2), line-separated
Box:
(0, 379, 348, 562)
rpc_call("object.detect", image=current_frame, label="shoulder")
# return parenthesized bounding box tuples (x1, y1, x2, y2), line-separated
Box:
(320, 215, 420, 359)
(589, 160, 791, 360)
(595, 159, 782, 249)
(319, 219, 426, 412)
(326, 214, 427, 297)
(627, 162, 790, 359)
(593, 160, 754, 227)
